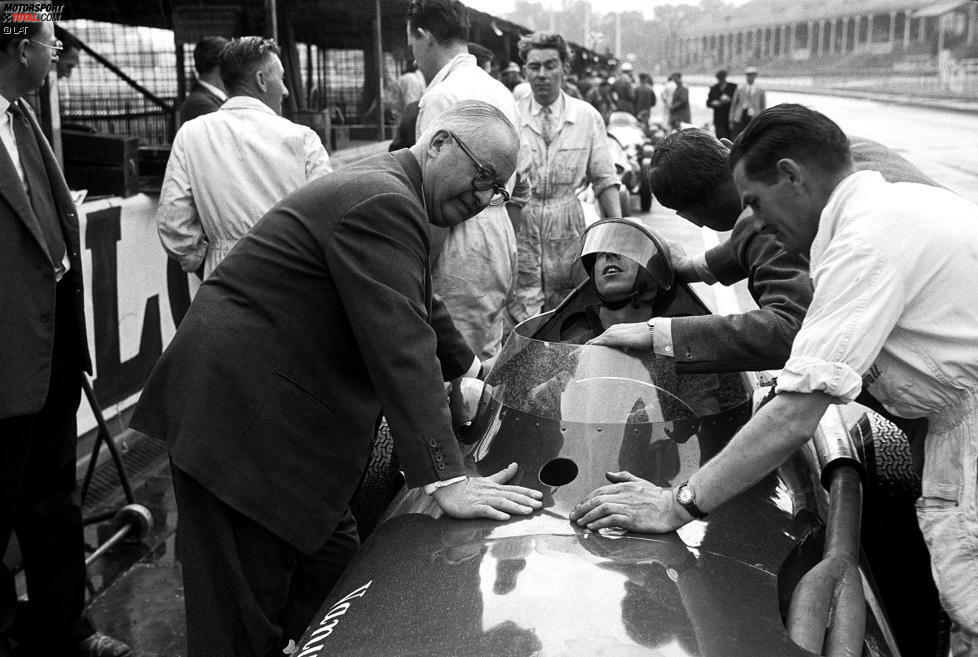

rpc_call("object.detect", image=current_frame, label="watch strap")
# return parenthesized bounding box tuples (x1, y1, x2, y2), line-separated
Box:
(675, 480, 707, 519)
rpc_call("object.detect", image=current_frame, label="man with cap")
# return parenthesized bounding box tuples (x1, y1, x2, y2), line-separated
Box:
(501, 61, 523, 91)
(728, 66, 765, 138)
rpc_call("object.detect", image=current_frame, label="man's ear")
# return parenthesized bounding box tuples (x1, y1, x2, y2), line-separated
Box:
(776, 158, 804, 186)
(427, 129, 451, 158)
(254, 67, 267, 92)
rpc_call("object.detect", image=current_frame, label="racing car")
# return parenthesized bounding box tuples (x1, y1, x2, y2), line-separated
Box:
(293, 226, 911, 657)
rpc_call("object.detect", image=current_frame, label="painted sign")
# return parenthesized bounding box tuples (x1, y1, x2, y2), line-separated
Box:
(76, 193, 197, 434)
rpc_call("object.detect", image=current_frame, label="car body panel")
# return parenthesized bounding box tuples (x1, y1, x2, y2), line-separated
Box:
(293, 280, 898, 657)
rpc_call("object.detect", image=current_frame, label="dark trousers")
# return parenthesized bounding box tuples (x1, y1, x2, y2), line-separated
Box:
(0, 286, 94, 652)
(713, 111, 731, 140)
(171, 466, 360, 657)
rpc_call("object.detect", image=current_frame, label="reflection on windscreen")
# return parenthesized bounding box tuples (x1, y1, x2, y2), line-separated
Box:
(486, 332, 751, 424)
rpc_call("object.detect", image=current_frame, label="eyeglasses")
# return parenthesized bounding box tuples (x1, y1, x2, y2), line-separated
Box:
(449, 132, 510, 207)
(29, 39, 64, 53)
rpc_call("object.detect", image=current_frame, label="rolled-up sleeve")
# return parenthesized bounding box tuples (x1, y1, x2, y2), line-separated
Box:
(777, 237, 905, 403)
(586, 109, 619, 198)
(157, 130, 207, 273)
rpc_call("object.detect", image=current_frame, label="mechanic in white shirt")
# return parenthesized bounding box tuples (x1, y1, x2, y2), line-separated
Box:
(571, 104, 978, 654)
(158, 36, 331, 278)
(409, 0, 520, 360)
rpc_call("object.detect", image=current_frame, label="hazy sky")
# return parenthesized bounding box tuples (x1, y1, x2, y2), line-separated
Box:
(465, 0, 753, 21)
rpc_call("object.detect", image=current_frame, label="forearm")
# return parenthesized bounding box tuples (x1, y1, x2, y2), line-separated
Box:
(689, 392, 831, 512)
(596, 184, 621, 219)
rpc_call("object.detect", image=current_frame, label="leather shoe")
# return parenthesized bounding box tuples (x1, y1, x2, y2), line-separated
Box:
(75, 633, 131, 657)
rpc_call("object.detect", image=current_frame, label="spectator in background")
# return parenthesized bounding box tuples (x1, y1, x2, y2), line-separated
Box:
(563, 73, 583, 99)
(158, 36, 331, 279)
(0, 19, 132, 657)
(501, 61, 522, 91)
(179, 36, 230, 125)
(409, 0, 521, 359)
(54, 34, 81, 116)
(729, 66, 765, 138)
(55, 34, 80, 80)
(659, 72, 676, 126)
(468, 41, 494, 73)
(394, 60, 425, 116)
(668, 72, 690, 130)
(706, 69, 736, 140)
(586, 76, 617, 124)
(634, 72, 656, 127)
(612, 61, 636, 115)
(508, 31, 620, 321)
(576, 68, 594, 98)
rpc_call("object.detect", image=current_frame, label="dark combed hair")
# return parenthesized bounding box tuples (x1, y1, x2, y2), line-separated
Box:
(516, 31, 570, 63)
(0, 22, 42, 52)
(648, 128, 731, 212)
(194, 35, 230, 75)
(729, 103, 852, 184)
(407, 0, 470, 45)
(219, 36, 280, 94)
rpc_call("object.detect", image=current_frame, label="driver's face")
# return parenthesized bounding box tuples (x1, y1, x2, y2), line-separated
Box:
(593, 253, 641, 301)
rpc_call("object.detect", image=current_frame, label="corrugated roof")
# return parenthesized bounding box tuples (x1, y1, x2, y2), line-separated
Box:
(685, 0, 944, 36)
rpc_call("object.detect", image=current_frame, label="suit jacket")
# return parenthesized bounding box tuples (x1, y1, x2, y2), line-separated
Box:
(0, 99, 91, 419)
(131, 149, 473, 554)
(668, 84, 691, 124)
(706, 81, 736, 124)
(672, 135, 940, 374)
(179, 82, 224, 124)
(729, 84, 766, 127)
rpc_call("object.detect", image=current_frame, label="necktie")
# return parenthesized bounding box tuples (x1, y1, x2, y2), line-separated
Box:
(540, 105, 554, 146)
(8, 102, 67, 273)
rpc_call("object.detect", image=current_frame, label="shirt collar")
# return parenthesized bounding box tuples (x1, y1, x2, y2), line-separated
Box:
(529, 92, 565, 119)
(198, 79, 228, 102)
(0, 95, 12, 116)
(219, 95, 277, 115)
(427, 53, 477, 90)
(812, 169, 884, 262)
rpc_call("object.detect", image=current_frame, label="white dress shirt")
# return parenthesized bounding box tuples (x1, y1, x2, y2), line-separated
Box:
(157, 95, 332, 277)
(1, 95, 71, 280)
(777, 170, 978, 418)
(0, 95, 28, 192)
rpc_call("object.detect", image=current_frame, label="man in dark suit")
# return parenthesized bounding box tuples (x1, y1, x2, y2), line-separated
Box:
(179, 36, 229, 124)
(706, 69, 736, 140)
(0, 20, 130, 657)
(130, 100, 543, 657)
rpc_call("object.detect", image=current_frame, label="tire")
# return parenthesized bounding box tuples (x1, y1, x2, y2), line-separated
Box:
(856, 412, 945, 657)
(619, 186, 632, 217)
(639, 160, 653, 212)
(349, 416, 403, 541)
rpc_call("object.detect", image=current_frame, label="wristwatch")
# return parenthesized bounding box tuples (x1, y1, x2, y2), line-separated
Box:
(675, 481, 707, 520)
(646, 318, 655, 349)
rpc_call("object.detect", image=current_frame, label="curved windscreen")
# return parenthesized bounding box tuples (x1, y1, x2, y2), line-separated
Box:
(484, 328, 751, 425)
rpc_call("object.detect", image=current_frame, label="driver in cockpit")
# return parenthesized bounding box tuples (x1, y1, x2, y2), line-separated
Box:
(557, 218, 675, 345)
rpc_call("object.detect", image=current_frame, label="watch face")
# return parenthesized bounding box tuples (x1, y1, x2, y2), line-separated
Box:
(677, 485, 694, 505)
